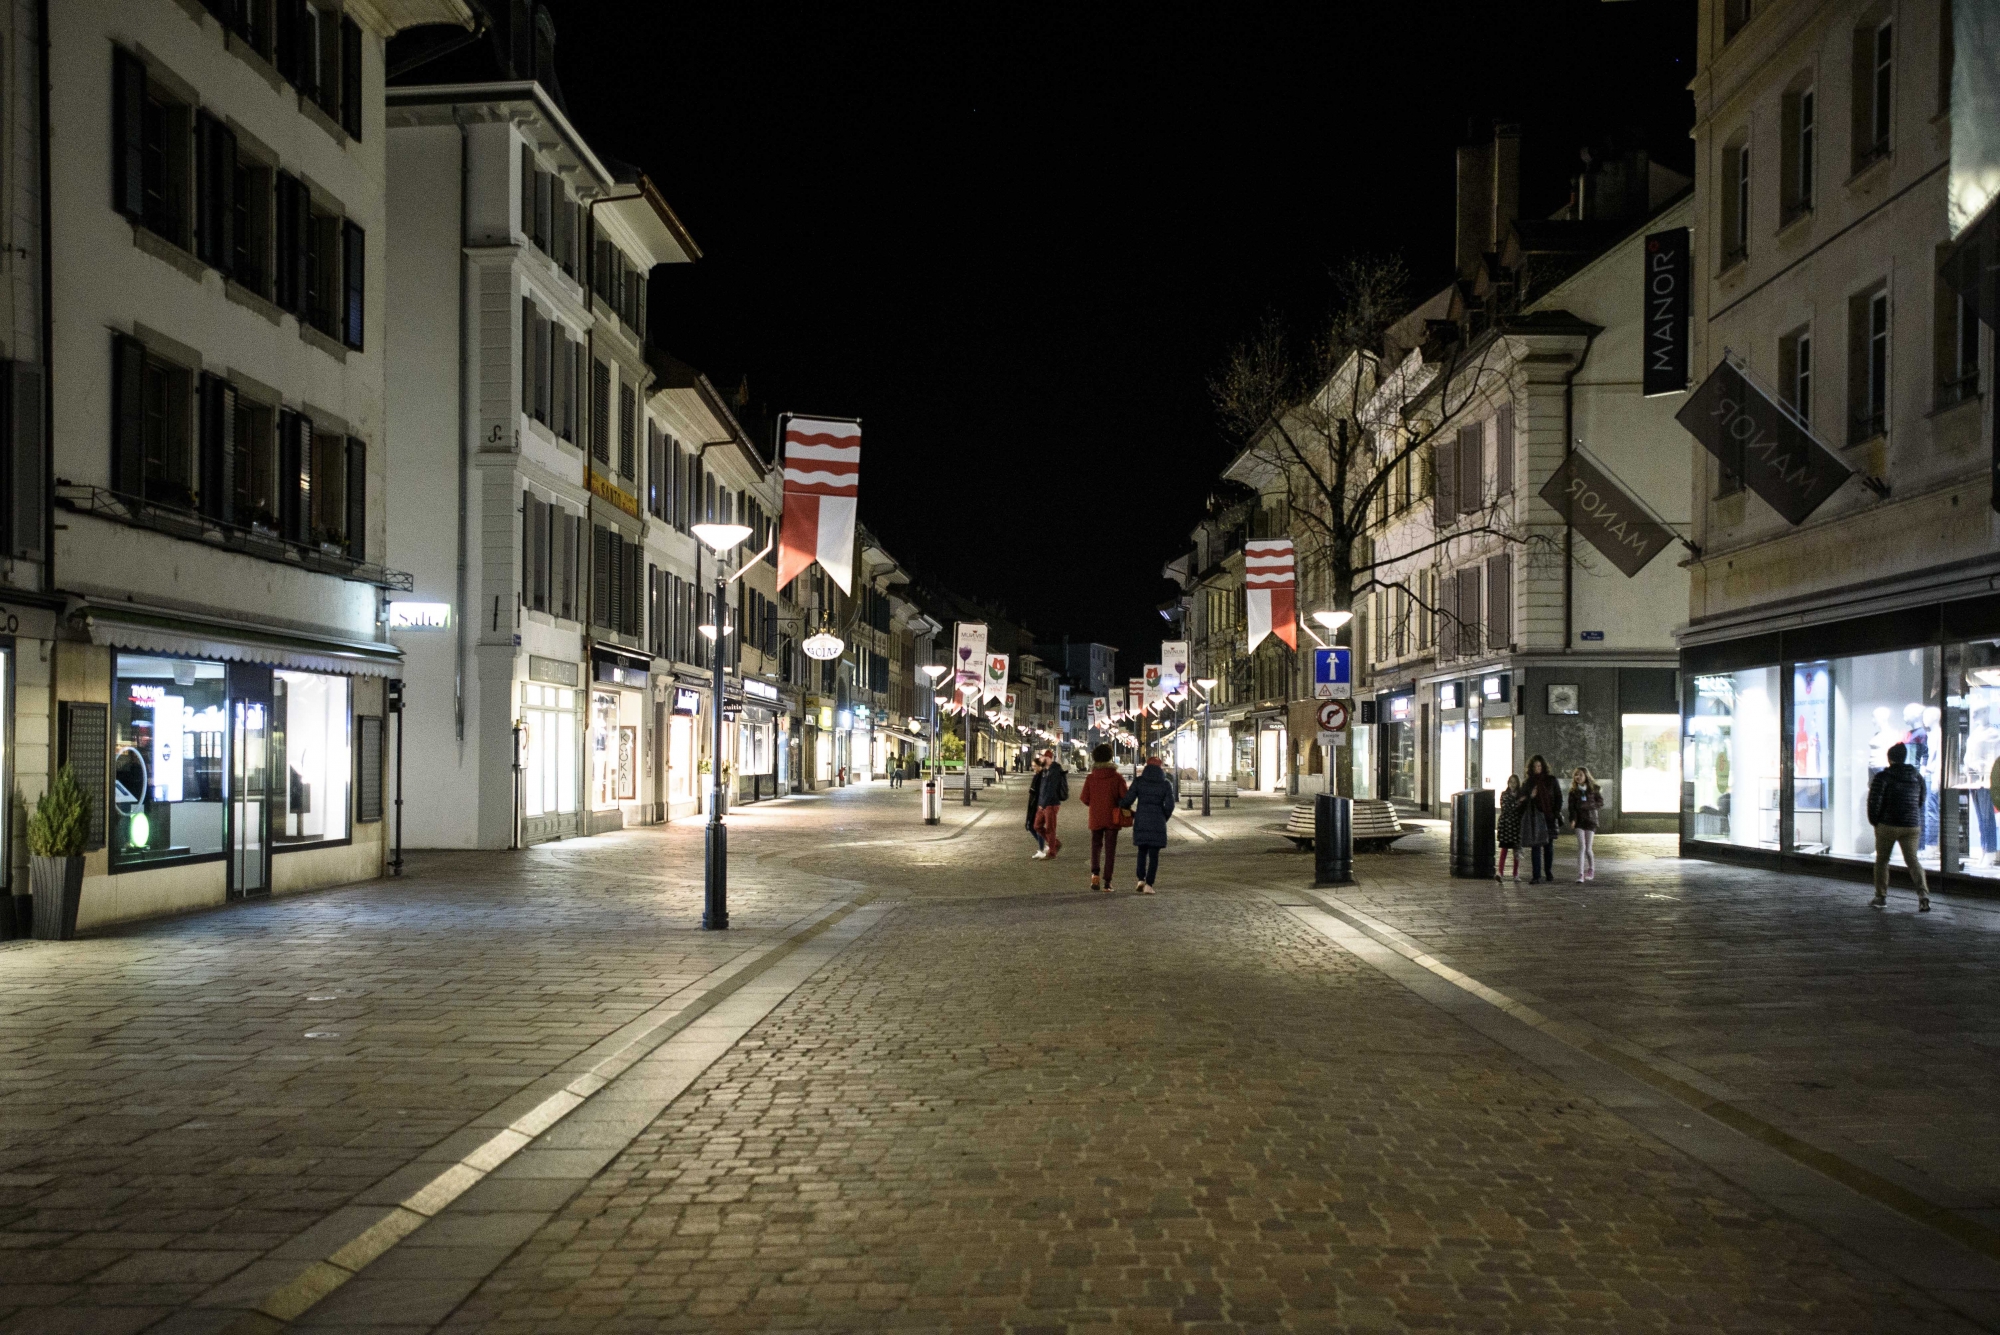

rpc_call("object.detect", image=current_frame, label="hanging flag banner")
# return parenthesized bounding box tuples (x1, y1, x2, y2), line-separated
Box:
(1676, 358, 1852, 526)
(1160, 640, 1189, 694)
(776, 414, 861, 593)
(1143, 665, 1165, 712)
(1128, 678, 1145, 718)
(1001, 691, 1017, 726)
(983, 653, 1009, 704)
(1536, 449, 1676, 578)
(1090, 696, 1106, 729)
(954, 622, 988, 703)
(1641, 228, 1690, 397)
(1244, 537, 1296, 652)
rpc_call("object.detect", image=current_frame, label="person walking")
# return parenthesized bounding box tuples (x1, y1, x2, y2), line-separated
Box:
(1868, 741, 1930, 911)
(1521, 755, 1562, 884)
(1080, 743, 1128, 891)
(1495, 775, 1523, 882)
(1034, 748, 1068, 858)
(1119, 752, 1178, 894)
(1567, 767, 1604, 882)
(1025, 754, 1048, 858)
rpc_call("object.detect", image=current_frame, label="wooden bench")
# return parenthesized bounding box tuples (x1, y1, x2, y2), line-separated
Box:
(1283, 798, 1407, 851)
(1182, 781, 1238, 809)
(936, 773, 980, 795)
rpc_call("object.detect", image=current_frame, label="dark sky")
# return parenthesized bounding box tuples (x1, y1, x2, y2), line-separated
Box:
(554, 2, 1696, 675)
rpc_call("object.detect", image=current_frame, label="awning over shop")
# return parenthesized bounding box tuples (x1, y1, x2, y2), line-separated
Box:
(76, 599, 402, 677)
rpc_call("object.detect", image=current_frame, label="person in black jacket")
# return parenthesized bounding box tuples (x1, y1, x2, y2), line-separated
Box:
(1025, 755, 1047, 858)
(1867, 741, 1930, 911)
(1034, 749, 1068, 858)
(1118, 754, 1178, 894)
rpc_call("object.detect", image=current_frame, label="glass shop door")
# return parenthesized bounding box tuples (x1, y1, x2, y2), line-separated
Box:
(228, 663, 272, 900)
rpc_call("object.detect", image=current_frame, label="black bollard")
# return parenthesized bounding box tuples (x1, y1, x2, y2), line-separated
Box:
(1314, 793, 1352, 886)
(1469, 788, 1496, 879)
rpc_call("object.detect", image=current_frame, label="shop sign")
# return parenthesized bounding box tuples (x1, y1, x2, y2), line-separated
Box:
(817, 705, 834, 730)
(1387, 695, 1412, 721)
(588, 468, 641, 519)
(387, 601, 451, 630)
(1438, 682, 1460, 709)
(1537, 450, 1675, 578)
(673, 688, 701, 715)
(1676, 357, 1852, 526)
(1641, 227, 1689, 397)
(743, 678, 779, 701)
(529, 655, 579, 687)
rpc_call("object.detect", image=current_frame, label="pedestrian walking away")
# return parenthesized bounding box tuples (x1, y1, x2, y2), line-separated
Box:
(1567, 767, 1603, 882)
(1119, 751, 1178, 893)
(1867, 740, 1930, 911)
(1495, 774, 1523, 881)
(1080, 743, 1129, 891)
(1520, 755, 1562, 884)
(1034, 748, 1067, 858)
(1024, 754, 1047, 858)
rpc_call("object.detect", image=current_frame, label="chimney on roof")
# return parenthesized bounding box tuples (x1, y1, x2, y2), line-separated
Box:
(1456, 121, 1523, 281)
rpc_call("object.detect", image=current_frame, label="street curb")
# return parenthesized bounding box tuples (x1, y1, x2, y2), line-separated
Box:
(203, 889, 879, 1334)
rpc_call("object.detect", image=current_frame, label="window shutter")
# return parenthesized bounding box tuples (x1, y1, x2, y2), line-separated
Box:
(5, 362, 43, 560)
(274, 174, 296, 311)
(551, 185, 571, 271)
(534, 497, 551, 611)
(766, 600, 778, 656)
(342, 221, 365, 351)
(636, 269, 648, 340)
(1439, 568, 1459, 660)
(279, 412, 312, 543)
(592, 523, 610, 627)
(60, 702, 109, 852)
(274, 0, 298, 85)
(356, 716, 383, 822)
(1494, 404, 1514, 493)
(340, 16, 363, 139)
(345, 436, 366, 560)
(111, 334, 145, 496)
(1486, 552, 1512, 651)
(1434, 437, 1456, 525)
(1458, 567, 1482, 657)
(1457, 425, 1483, 516)
(624, 541, 641, 636)
(112, 48, 147, 220)
(198, 374, 236, 523)
(191, 114, 239, 273)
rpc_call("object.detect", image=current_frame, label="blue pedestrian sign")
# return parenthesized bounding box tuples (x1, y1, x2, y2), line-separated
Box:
(1312, 647, 1351, 699)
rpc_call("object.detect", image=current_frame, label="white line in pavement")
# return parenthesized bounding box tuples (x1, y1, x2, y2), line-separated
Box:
(830, 806, 992, 846)
(204, 893, 884, 1334)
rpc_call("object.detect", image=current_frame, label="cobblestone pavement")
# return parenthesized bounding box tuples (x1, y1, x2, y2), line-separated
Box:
(5, 781, 2000, 1332)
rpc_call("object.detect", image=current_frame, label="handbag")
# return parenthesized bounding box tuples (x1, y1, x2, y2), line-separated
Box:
(1114, 804, 1134, 829)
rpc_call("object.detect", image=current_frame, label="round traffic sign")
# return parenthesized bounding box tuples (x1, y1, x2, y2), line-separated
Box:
(1316, 698, 1350, 732)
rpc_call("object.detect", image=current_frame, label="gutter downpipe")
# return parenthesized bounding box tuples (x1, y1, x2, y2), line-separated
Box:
(37, 0, 53, 596)
(1560, 328, 1599, 652)
(454, 110, 472, 751)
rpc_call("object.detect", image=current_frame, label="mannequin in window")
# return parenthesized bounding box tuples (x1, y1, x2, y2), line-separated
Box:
(1868, 706, 1897, 771)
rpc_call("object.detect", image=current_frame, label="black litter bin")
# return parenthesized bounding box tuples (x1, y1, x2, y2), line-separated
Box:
(1448, 789, 1496, 878)
(1314, 794, 1352, 886)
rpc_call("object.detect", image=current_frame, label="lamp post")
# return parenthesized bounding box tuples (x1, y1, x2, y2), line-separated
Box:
(920, 663, 948, 777)
(692, 521, 753, 930)
(1195, 678, 1217, 817)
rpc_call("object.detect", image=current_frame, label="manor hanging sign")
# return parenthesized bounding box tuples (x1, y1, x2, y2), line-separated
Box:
(1641, 228, 1689, 397)
(1537, 450, 1674, 578)
(1676, 357, 1853, 526)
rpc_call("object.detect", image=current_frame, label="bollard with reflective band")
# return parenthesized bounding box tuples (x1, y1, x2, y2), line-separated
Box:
(922, 778, 940, 825)
(1313, 794, 1352, 886)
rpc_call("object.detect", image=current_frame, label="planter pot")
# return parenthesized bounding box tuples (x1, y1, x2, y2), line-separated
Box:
(30, 855, 84, 941)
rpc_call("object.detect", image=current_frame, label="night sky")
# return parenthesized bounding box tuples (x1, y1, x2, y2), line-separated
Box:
(554, 2, 1697, 675)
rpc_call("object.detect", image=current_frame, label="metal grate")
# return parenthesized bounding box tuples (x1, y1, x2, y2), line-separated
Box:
(60, 702, 109, 851)
(356, 715, 383, 823)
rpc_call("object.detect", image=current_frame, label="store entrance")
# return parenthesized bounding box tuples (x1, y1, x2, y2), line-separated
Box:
(227, 663, 271, 900)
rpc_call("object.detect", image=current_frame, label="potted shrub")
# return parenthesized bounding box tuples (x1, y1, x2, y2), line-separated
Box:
(27, 765, 90, 941)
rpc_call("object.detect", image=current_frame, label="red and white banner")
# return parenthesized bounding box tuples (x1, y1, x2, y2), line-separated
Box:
(1244, 537, 1296, 653)
(777, 415, 860, 593)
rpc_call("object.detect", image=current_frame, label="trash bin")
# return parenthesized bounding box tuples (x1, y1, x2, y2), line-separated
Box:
(1449, 789, 1496, 878)
(1314, 794, 1352, 886)
(922, 778, 940, 825)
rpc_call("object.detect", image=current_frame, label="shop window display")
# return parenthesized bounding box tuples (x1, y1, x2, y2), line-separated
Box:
(1350, 725, 1375, 799)
(273, 671, 350, 845)
(590, 690, 624, 809)
(1382, 698, 1416, 801)
(523, 683, 577, 818)
(113, 655, 228, 865)
(1620, 714, 1680, 813)
(1947, 639, 2000, 878)
(1438, 718, 1466, 801)
(1788, 649, 1939, 867)
(1684, 667, 1781, 847)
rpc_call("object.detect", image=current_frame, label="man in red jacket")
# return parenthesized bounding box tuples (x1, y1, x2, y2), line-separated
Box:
(1079, 743, 1128, 891)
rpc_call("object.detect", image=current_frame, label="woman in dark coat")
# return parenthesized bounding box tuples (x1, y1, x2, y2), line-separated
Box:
(1520, 754, 1563, 884)
(1024, 755, 1047, 858)
(1118, 754, 1179, 894)
(1495, 775, 1523, 882)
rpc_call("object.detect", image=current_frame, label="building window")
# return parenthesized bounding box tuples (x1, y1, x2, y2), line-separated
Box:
(1780, 83, 1814, 222)
(231, 150, 272, 297)
(1848, 283, 1889, 443)
(1683, 667, 1781, 848)
(112, 335, 194, 508)
(231, 394, 279, 529)
(112, 655, 228, 868)
(1937, 269, 1981, 408)
(1722, 0, 1753, 41)
(589, 359, 611, 464)
(1853, 17, 1893, 170)
(1721, 137, 1751, 268)
(113, 48, 192, 248)
(1784, 650, 1940, 864)
(1779, 325, 1812, 426)
(274, 670, 350, 846)
(1621, 714, 1682, 813)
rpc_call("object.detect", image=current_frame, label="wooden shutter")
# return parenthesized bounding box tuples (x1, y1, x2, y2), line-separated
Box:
(592, 523, 610, 627)
(1457, 425, 1483, 516)
(356, 715, 383, 822)
(112, 48, 146, 220)
(111, 334, 145, 497)
(198, 374, 236, 523)
(766, 599, 777, 656)
(1457, 568, 1481, 658)
(342, 220, 364, 351)
(340, 16, 363, 139)
(521, 300, 534, 415)
(520, 143, 534, 239)
(1486, 552, 1512, 652)
(274, 0, 301, 86)
(1494, 404, 1514, 494)
(1434, 437, 1456, 526)
(6, 362, 42, 560)
(278, 411, 309, 542)
(345, 436, 366, 560)
(534, 498, 551, 611)
(623, 540, 641, 636)
(1438, 569, 1459, 660)
(60, 702, 109, 852)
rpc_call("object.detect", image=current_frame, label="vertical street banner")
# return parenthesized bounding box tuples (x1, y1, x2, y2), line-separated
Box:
(1001, 692, 1017, 726)
(1143, 665, 1164, 712)
(954, 622, 988, 705)
(1676, 358, 1853, 525)
(1244, 537, 1296, 652)
(983, 653, 1009, 704)
(1160, 640, 1189, 695)
(1642, 229, 1689, 397)
(776, 414, 861, 592)
(1091, 696, 1106, 729)
(1128, 678, 1146, 719)
(1536, 449, 1676, 577)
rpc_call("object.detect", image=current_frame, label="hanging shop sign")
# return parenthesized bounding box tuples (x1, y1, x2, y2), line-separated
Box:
(776, 414, 861, 592)
(1160, 640, 1189, 694)
(1536, 448, 1676, 578)
(387, 601, 451, 630)
(1641, 228, 1689, 397)
(673, 688, 701, 715)
(803, 631, 844, 660)
(1676, 357, 1852, 526)
(1244, 537, 1297, 652)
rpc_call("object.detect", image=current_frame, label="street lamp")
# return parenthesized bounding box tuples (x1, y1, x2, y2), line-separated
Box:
(1311, 610, 1352, 631)
(920, 664, 949, 789)
(691, 521, 753, 930)
(1195, 677, 1218, 817)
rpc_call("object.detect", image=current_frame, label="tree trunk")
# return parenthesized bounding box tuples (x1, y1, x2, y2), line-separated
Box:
(1332, 566, 1355, 800)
